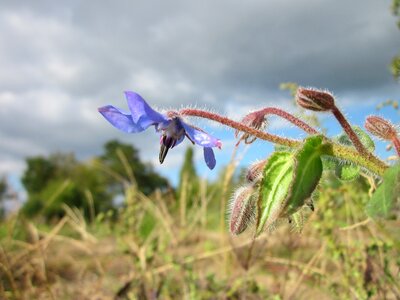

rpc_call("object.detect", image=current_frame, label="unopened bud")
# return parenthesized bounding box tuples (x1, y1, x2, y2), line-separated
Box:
(296, 87, 335, 112)
(246, 160, 267, 183)
(365, 116, 397, 141)
(235, 111, 267, 145)
(229, 185, 256, 235)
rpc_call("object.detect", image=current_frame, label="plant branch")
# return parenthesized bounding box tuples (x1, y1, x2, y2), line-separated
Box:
(329, 142, 388, 176)
(258, 107, 319, 135)
(179, 108, 388, 176)
(180, 108, 300, 148)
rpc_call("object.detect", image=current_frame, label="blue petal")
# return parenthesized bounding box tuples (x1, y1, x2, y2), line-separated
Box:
(98, 105, 143, 133)
(125, 91, 168, 130)
(181, 122, 222, 148)
(203, 147, 216, 170)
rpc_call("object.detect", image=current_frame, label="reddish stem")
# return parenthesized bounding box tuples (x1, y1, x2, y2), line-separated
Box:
(331, 106, 368, 155)
(258, 107, 318, 135)
(393, 136, 400, 157)
(179, 108, 387, 175)
(179, 108, 300, 148)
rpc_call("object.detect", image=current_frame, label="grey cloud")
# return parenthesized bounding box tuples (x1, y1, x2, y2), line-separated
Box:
(0, 0, 398, 179)
(3, 0, 398, 101)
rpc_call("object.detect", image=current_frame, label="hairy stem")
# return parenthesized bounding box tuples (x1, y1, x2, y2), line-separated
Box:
(180, 108, 300, 148)
(331, 106, 369, 155)
(179, 108, 388, 176)
(329, 144, 387, 176)
(393, 137, 400, 157)
(257, 107, 318, 135)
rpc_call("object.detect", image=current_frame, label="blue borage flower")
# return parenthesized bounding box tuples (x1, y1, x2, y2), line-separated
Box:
(98, 91, 222, 169)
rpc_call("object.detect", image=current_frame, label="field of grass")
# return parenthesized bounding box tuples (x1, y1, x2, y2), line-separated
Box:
(1, 157, 399, 300)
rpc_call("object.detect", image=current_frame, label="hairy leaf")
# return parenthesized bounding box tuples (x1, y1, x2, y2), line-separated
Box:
(335, 164, 361, 181)
(366, 164, 400, 219)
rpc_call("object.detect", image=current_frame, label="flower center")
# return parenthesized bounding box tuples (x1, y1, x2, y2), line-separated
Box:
(159, 118, 185, 164)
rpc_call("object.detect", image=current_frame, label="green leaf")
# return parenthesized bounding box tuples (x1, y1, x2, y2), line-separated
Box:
(366, 164, 400, 219)
(335, 164, 361, 181)
(257, 135, 323, 235)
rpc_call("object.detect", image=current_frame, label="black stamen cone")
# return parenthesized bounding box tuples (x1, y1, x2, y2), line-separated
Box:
(159, 144, 169, 164)
(159, 136, 175, 164)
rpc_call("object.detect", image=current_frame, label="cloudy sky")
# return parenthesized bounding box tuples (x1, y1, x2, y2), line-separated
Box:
(0, 0, 399, 190)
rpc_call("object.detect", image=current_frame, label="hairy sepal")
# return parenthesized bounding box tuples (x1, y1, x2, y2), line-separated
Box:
(282, 135, 324, 216)
(257, 151, 293, 235)
(256, 135, 323, 235)
(229, 185, 257, 235)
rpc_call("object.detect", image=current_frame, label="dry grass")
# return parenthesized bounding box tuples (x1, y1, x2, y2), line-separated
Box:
(1, 153, 399, 300)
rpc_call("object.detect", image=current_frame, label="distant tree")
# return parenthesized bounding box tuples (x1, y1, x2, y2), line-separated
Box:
(0, 177, 20, 219)
(0, 177, 6, 219)
(21, 141, 169, 220)
(21, 157, 56, 194)
(23, 179, 83, 219)
(0, 177, 6, 199)
(21, 153, 113, 220)
(21, 152, 78, 193)
(99, 140, 169, 195)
